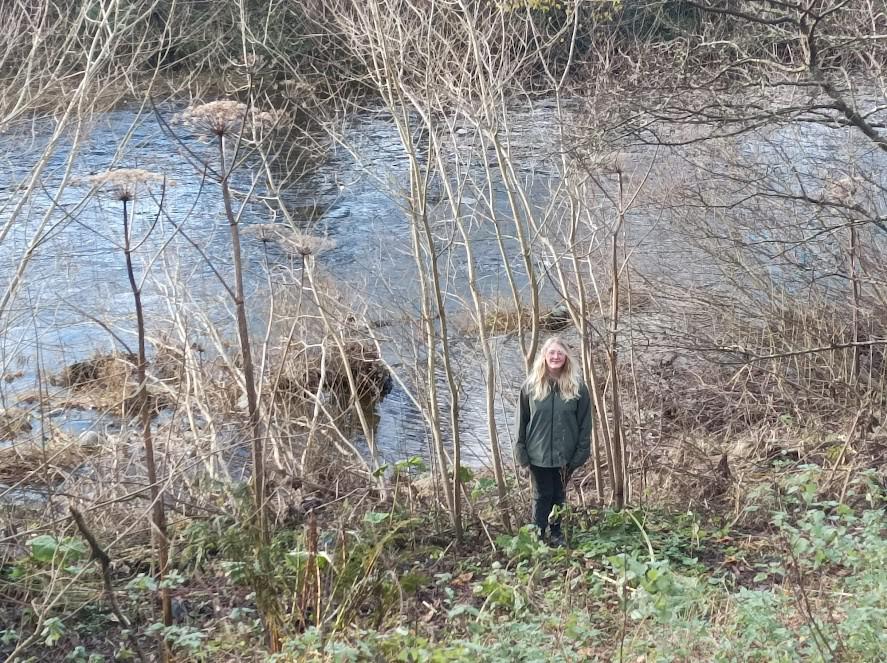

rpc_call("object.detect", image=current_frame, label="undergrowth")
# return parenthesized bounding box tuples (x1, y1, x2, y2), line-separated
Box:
(3, 464, 885, 662)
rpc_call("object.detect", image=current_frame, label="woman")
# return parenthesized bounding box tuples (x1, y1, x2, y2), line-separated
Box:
(515, 336, 592, 546)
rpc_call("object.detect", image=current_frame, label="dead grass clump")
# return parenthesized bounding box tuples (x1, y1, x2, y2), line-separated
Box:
(636, 295, 887, 440)
(634, 407, 887, 524)
(603, 279, 655, 315)
(2, 370, 24, 383)
(273, 340, 392, 408)
(645, 355, 783, 435)
(244, 224, 336, 256)
(759, 298, 887, 395)
(484, 302, 535, 334)
(341, 341, 392, 402)
(298, 441, 375, 498)
(0, 408, 33, 440)
(0, 435, 89, 486)
(151, 335, 196, 385)
(449, 301, 531, 335)
(51, 352, 137, 391)
(539, 304, 571, 331)
(454, 301, 579, 335)
(50, 352, 169, 415)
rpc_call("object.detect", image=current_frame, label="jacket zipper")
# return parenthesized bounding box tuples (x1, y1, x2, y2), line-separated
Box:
(549, 386, 555, 466)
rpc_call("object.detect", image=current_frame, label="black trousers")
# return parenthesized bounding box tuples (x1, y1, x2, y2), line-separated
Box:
(529, 465, 568, 537)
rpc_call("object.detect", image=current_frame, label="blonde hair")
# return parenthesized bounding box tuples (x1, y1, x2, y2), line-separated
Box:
(526, 336, 581, 401)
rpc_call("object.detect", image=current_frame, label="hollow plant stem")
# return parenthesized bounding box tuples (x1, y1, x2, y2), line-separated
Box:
(121, 197, 172, 658)
(218, 134, 268, 544)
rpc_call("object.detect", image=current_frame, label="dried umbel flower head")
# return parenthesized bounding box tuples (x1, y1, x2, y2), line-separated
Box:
(176, 100, 246, 137)
(244, 224, 335, 256)
(175, 100, 284, 137)
(86, 169, 166, 202)
(245, 224, 286, 243)
(828, 175, 863, 203)
(285, 231, 336, 257)
(279, 78, 316, 105)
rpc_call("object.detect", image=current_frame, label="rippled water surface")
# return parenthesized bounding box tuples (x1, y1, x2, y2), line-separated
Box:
(0, 104, 564, 463)
(4, 100, 883, 463)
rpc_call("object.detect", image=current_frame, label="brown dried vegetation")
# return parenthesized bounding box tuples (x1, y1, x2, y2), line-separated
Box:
(49, 353, 170, 416)
(0, 433, 90, 486)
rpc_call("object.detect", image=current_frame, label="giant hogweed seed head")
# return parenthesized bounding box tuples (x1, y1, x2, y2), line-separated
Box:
(86, 169, 166, 202)
(244, 224, 335, 256)
(175, 100, 283, 138)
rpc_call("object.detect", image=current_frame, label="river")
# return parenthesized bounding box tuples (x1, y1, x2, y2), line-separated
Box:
(1, 98, 884, 469)
(0, 102, 562, 466)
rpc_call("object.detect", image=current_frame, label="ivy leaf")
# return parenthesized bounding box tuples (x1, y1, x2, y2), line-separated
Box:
(363, 511, 389, 525)
(29, 534, 59, 563)
(57, 538, 87, 562)
(447, 603, 478, 619)
(395, 456, 426, 474)
(41, 617, 65, 647)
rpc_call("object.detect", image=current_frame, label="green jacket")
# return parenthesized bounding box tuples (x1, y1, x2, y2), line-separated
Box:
(515, 382, 592, 469)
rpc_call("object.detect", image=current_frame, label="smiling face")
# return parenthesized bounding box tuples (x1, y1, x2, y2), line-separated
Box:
(544, 342, 567, 376)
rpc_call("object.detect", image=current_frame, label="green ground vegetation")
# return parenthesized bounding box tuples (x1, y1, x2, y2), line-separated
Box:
(3, 462, 885, 662)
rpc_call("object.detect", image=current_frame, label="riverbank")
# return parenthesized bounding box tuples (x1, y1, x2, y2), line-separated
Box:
(2, 442, 885, 661)
(3, 2, 887, 660)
